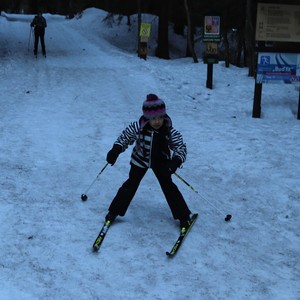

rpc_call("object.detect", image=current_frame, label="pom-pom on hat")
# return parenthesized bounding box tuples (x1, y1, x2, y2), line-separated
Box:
(142, 94, 166, 120)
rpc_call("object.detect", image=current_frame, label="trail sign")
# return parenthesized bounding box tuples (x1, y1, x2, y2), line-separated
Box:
(203, 16, 221, 42)
(256, 52, 300, 84)
(140, 23, 151, 42)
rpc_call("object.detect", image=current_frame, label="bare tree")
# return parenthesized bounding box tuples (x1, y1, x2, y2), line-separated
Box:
(245, 0, 256, 76)
(184, 0, 198, 63)
(155, 0, 170, 59)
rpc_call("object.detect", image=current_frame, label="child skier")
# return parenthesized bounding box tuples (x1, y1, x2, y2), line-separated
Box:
(105, 94, 193, 230)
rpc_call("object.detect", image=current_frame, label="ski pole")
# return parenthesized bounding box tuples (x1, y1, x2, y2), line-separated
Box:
(27, 27, 32, 52)
(81, 162, 109, 201)
(174, 172, 232, 222)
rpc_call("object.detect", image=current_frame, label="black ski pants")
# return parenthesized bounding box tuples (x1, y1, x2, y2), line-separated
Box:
(34, 28, 46, 55)
(108, 163, 191, 221)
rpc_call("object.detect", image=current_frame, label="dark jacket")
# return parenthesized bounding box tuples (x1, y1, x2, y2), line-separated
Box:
(114, 115, 187, 168)
(31, 15, 47, 33)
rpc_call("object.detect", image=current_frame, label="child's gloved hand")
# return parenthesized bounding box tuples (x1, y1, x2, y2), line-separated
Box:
(106, 145, 122, 166)
(168, 157, 182, 174)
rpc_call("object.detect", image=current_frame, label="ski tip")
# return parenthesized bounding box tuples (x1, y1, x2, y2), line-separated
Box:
(190, 213, 198, 222)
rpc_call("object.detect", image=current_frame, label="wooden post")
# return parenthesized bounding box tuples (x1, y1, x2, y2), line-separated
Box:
(297, 87, 300, 120)
(206, 63, 213, 89)
(252, 82, 262, 118)
(137, 0, 141, 54)
(138, 42, 148, 60)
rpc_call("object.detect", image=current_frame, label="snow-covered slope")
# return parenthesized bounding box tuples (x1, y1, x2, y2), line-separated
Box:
(0, 8, 299, 300)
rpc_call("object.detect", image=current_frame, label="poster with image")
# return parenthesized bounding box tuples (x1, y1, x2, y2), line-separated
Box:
(256, 52, 300, 84)
(203, 16, 221, 42)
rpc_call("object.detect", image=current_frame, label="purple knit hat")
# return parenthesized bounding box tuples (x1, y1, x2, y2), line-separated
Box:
(142, 94, 166, 120)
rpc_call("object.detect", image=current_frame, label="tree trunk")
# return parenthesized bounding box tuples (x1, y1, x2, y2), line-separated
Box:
(155, 0, 170, 59)
(137, 0, 141, 54)
(222, 8, 230, 68)
(236, 29, 244, 67)
(245, 0, 256, 77)
(184, 0, 198, 63)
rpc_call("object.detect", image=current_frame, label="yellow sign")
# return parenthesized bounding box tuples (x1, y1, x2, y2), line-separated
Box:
(205, 43, 218, 55)
(256, 3, 300, 42)
(140, 23, 151, 38)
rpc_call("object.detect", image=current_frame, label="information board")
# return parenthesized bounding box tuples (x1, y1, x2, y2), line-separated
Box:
(256, 52, 300, 84)
(256, 3, 300, 43)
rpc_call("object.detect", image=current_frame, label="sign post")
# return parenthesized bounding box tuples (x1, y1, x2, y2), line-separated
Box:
(298, 91, 300, 120)
(253, 3, 300, 119)
(138, 23, 151, 60)
(252, 83, 262, 118)
(203, 16, 221, 89)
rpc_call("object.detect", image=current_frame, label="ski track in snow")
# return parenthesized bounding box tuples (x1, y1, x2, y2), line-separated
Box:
(1, 9, 300, 300)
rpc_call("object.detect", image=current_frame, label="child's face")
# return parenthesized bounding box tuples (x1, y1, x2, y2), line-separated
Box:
(149, 116, 164, 130)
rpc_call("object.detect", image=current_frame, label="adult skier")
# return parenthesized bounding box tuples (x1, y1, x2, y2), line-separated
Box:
(30, 13, 47, 57)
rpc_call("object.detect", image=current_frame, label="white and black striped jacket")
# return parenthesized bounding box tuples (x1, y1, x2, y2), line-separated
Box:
(114, 116, 187, 168)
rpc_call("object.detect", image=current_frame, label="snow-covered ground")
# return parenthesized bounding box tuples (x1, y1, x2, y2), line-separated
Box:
(0, 8, 299, 300)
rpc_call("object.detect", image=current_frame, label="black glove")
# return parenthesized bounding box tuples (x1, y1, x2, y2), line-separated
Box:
(106, 144, 122, 166)
(168, 157, 182, 174)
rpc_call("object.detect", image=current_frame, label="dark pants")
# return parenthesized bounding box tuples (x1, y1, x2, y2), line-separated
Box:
(34, 28, 46, 55)
(108, 163, 191, 221)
